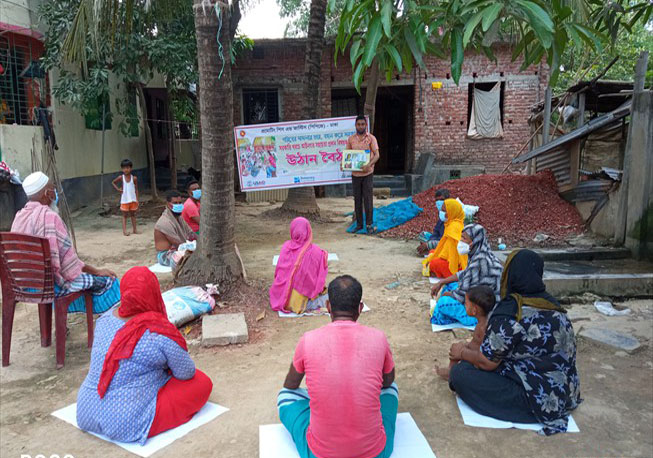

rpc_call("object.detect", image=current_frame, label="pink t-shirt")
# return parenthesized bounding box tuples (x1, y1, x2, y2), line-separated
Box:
(293, 320, 395, 458)
(181, 198, 200, 232)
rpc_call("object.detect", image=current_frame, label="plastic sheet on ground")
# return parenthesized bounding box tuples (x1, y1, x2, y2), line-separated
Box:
(346, 198, 423, 234)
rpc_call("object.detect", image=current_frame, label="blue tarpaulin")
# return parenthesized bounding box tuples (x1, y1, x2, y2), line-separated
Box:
(346, 198, 423, 234)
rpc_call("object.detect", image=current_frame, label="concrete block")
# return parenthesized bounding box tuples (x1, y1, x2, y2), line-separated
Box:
(373, 187, 391, 198)
(202, 312, 249, 347)
(579, 327, 641, 353)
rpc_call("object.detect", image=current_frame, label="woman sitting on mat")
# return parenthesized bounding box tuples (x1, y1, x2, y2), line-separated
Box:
(269, 217, 329, 314)
(430, 224, 502, 327)
(424, 199, 467, 278)
(447, 249, 582, 435)
(76, 267, 212, 444)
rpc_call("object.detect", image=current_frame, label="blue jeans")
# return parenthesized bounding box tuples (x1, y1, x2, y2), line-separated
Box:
(278, 384, 399, 458)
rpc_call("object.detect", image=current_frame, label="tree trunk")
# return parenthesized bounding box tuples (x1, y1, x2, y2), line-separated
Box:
(166, 85, 178, 191)
(136, 84, 159, 200)
(280, 0, 327, 216)
(363, 60, 380, 132)
(176, 0, 244, 285)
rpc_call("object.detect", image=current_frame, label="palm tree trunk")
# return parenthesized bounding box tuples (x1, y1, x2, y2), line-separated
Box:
(176, 0, 244, 285)
(280, 0, 327, 216)
(364, 59, 380, 132)
(136, 83, 159, 200)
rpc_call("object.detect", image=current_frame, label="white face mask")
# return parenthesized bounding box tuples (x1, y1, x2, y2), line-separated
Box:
(457, 241, 470, 255)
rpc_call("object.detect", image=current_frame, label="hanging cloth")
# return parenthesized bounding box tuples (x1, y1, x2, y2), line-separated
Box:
(467, 83, 504, 139)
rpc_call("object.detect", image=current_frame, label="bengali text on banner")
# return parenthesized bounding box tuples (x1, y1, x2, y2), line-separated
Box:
(234, 116, 364, 191)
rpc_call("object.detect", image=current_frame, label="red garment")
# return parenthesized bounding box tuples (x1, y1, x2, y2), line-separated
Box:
(293, 321, 395, 458)
(148, 370, 213, 437)
(98, 267, 187, 398)
(430, 257, 454, 278)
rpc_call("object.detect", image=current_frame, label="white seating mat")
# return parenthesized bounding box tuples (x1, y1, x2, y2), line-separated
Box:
(259, 412, 436, 458)
(456, 397, 579, 432)
(148, 263, 172, 273)
(273, 253, 339, 266)
(278, 303, 370, 318)
(52, 402, 229, 457)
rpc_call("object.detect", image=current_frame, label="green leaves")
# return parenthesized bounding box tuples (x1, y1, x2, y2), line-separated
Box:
(362, 15, 383, 66)
(515, 0, 554, 48)
(381, 0, 393, 38)
(336, 0, 649, 94)
(450, 27, 464, 84)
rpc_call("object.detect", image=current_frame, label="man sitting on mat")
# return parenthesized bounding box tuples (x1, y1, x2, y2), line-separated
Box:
(12, 171, 119, 314)
(278, 275, 398, 458)
(154, 190, 196, 268)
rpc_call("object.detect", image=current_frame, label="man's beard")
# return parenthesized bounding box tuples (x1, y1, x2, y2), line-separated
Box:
(356, 128, 366, 135)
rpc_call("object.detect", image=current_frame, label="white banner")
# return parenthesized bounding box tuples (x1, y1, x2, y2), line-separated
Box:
(234, 116, 362, 191)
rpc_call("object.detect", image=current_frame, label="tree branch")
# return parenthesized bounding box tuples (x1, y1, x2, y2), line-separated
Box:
(230, 0, 241, 40)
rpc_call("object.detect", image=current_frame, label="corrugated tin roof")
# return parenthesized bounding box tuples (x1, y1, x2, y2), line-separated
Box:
(513, 101, 632, 164)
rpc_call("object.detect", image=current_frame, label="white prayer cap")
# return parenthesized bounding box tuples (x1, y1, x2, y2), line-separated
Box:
(22, 171, 50, 196)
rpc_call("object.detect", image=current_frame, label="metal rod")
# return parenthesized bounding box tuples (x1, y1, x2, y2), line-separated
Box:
(100, 102, 106, 207)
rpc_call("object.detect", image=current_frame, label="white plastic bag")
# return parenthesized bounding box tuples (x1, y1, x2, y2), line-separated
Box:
(456, 198, 479, 219)
(163, 286, 216, 327)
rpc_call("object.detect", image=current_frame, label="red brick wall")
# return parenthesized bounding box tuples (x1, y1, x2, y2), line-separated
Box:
(233, 40, 547, 174)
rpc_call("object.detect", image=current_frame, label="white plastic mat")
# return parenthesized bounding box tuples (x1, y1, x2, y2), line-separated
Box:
(52, 402, 229, 457)
(259, 412, 436, 458)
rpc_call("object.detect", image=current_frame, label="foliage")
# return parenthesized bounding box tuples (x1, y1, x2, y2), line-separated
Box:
(41, 0, 198, 135)
(232, 35, 255, 64)
(555, 20, 653, 92)
(334, 0, 653, 91)
(277, 0, 345, 37)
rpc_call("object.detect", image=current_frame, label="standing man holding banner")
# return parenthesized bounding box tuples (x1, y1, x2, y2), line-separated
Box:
(347, 115, 380, 233)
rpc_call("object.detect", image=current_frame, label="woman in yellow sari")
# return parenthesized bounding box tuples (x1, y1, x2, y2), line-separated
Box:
(426, 199, 468, 277)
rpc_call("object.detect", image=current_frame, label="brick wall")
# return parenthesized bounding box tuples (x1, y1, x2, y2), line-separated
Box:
(233, 39, 547, 174)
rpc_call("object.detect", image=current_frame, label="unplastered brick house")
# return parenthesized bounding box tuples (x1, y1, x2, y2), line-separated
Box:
(232, 38, 547, 191)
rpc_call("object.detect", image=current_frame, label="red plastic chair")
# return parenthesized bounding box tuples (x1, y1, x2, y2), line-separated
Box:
(0, 232, 93, 369)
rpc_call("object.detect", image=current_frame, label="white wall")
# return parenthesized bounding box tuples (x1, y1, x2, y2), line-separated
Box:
(48, 69, 148, 180)
(0, 124, 44, 178)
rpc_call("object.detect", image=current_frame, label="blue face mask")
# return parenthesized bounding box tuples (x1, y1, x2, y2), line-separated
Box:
(192, 189, 202, 200)
(436, 200, 444, 211)
(439, 210, 447, 222)
(171, 203, 184, 214)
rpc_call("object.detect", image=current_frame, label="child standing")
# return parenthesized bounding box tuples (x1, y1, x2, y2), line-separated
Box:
(436, 285, 496, 381)
(112, 159, 139, 236)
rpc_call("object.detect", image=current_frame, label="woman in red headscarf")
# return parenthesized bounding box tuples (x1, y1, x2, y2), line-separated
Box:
(76, 267, 212, 444)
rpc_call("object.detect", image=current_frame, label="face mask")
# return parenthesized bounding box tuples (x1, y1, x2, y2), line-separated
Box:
(439, 210, 447, 222)
(435, 200, 444, 211)
(171, 203, 184, 214)
(49, 190, 60, 213)
(457, 241, 471, 255)
(192, 189, 202, 200)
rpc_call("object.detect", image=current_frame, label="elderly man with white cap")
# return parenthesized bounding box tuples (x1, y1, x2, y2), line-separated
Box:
(11, 172, 120, 314)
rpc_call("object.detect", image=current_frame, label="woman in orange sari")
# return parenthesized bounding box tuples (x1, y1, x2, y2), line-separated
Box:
(427, 199, 468, 278)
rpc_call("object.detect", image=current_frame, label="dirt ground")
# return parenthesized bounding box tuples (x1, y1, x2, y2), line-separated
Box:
(1, 197, 652, 458)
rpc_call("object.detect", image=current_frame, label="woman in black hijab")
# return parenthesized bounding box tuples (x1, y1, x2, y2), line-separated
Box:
(447, 249, 582, 435)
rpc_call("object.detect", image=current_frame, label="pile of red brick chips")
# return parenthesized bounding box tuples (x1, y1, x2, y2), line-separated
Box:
(381, 171, 585, 246)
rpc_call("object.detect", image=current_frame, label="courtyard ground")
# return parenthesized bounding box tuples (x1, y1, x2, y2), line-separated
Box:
(1, 197, 652, 458)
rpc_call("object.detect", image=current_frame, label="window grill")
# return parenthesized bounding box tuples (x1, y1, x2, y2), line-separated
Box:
(242, 88, 279, 125)
(0, 36, 47, 126)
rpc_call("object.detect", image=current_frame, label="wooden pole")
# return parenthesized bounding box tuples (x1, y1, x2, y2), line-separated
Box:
(615, 51, 649, 245)
(542, 87, 552, 145)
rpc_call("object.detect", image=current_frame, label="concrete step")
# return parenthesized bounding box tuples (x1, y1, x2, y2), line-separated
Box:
(533, 248, 632, 262)
(541, 258, 653, 297)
